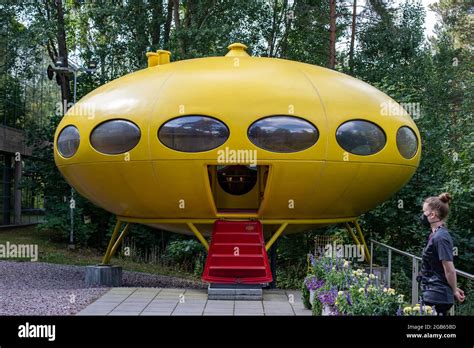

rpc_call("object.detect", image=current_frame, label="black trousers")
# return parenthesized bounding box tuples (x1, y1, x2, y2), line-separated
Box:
(424, 302, 452, 316)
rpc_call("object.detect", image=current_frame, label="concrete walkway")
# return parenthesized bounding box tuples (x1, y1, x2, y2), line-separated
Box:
(77, 288, 312, 316)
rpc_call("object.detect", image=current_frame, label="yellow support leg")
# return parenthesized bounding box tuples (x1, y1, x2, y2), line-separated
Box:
(353, 220, 371, 263)
(345, 222, 369, 263)
(110, 222, 131, 257)
(187, 223, 209, 251)
(102, 220, 130, 265)
(265, 223, 288, 251)
(345, 222, 361, 246)
(102, 220, 126, 265)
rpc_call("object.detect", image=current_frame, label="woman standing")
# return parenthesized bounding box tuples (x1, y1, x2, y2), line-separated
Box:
(420, 192, 465, 315)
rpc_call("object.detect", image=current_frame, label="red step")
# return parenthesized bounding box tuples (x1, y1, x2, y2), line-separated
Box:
(202, 220, 272, 284)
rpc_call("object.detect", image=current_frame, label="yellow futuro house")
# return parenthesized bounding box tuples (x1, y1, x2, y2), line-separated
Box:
(54, 43, 420, 270)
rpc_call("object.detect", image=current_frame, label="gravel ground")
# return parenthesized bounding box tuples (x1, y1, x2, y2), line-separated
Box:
(0, 261, 205, 315)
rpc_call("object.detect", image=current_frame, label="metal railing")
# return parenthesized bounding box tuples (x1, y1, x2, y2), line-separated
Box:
(369, 239, 473, 311)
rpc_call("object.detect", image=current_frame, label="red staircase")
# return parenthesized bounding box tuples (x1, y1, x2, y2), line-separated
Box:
(202, 220, 273, 284)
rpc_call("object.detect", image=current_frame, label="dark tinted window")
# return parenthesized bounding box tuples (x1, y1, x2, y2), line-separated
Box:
(396, 126, 418, 159)
(248, 116, 318, 153)
(158, 116, 229, 152)
(90, 119, 141, 154)
(336, 120, 385, 155)
(57, 125, 80, 158)
(217, 165, 257, 196)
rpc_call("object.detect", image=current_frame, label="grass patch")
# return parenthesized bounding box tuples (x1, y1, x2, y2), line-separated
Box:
(0, 226, 200, 281)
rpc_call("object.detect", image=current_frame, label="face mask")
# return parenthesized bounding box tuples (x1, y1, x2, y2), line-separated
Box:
(419, 213, 431, 228)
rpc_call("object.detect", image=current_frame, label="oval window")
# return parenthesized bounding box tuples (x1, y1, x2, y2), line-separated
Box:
(336, 120, 386, 155)
(397, 126, 418, 159)
(57, 125, 80, 158)
(248, 116, 319, 153)
(90, 119, 141, 154)
(158, 116, 229, 152)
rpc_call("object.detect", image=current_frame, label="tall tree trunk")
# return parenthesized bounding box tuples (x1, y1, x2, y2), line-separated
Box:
(172, 0, 185, 57)
(268, 0, 279, 57)
(131, 1, 148, 67)
(173, 0, 184, 59)
(274, 0, 293, 58)
(173, 0, 180, 29)
(328, 0, 336, 69)
(150, 1, 163, 49)
(182, 0, 197, 57)
(163, 0, 173, 49)
(53, 0, 71, 108)
(349, 0, 357, 72)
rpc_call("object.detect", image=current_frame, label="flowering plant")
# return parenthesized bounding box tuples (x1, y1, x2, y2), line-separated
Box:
(402, 304, 435, 316)
(303, 254, 405, 316)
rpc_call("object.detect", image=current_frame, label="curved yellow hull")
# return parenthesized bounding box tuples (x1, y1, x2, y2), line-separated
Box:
(54, 43, 420, 237)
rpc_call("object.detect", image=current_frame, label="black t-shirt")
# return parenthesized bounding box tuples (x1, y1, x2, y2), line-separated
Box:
(421, 226, 454, 304)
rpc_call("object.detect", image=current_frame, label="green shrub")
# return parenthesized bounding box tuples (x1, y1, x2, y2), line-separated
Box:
(164, 239, 206, 272)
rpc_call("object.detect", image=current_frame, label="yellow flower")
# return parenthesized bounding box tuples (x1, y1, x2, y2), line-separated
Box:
(387, 288, 395, 295)
(383, 288, 388, 292)
(369, 274, 376, 280)
(403, 306, 412, 314)
(358, 288, 365, 293)
(426, 308, 433, 315)
(338, 291, 344, 296)
(425, 306, 432, 311)
(343, 260, 350, 268)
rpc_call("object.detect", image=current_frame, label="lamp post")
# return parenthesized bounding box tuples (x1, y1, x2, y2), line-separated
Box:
(51, 57, 97, 248)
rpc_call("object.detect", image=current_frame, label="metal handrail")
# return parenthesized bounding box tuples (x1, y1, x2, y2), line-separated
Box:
(370, 239, 474, 280)
(369, 239, 473, 310)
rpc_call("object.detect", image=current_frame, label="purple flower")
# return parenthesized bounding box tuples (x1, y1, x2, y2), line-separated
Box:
(318, 289, 338, 306)
(346, 292, 352, 306)
(305, 276, 325, 291)
(396, 307, 403, 316)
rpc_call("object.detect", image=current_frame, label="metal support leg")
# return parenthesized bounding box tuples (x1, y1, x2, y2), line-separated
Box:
(13, 156, 22, 225)
(110, 222, 131, 257)
(187, 223, 209, 251)
(411, 257, 419, 306)
(345, 222, 360, 246)
(370, 241, 373, 274)
(387, 249, 392, 288)
(353, 220, 371, 263)
(102, 220, 130, 265)
(265, 223, 288, 251)
(2, 154, 11, 225)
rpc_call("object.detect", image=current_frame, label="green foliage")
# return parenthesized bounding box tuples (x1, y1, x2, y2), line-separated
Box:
(276, 262, 307, 289)
(164, 238, 206, 271)
(312, 294, 323, 316)
(348, 0, 473, 277)
(301, 279, 311, 309)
